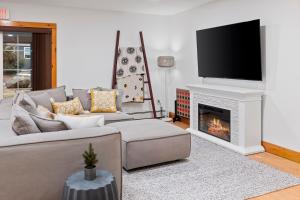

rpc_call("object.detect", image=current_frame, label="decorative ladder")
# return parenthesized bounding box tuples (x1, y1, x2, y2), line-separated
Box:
(111, 30, 157, 118)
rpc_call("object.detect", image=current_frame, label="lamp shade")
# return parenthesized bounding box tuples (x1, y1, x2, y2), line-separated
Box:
(157, 56, 175, 68)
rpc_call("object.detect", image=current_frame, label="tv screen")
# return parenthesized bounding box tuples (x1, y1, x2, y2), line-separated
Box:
(196, 19, 262, 81)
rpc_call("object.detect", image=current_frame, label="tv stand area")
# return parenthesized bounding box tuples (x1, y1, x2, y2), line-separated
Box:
(186, 84, 264, 155)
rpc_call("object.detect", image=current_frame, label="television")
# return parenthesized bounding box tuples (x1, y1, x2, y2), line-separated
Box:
(196, 19, 262, 81)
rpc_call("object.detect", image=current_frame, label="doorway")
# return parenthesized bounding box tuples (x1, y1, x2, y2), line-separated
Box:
(0, 20, 57, 99)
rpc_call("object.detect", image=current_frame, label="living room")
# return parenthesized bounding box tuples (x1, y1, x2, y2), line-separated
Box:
(0, 0, 299, 199)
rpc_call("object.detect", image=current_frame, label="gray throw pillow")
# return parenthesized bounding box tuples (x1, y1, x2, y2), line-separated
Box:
(100, 87, 123, 111)
(72, 87, 101, 111)
(28, 86, 67, 102)
(31, 92, 53, 112)
(30, 114, 68, 132)
(11, 104, 41, 135)
(72, 89, 91, 111)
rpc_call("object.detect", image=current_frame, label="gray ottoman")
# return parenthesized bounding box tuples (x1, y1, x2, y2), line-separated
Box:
(109, 119, 191, 170)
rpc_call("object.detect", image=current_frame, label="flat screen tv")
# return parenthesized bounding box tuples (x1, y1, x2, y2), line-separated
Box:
(196, 19, 262, 81)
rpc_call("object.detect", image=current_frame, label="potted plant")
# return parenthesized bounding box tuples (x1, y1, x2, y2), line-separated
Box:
(82, 143, 98, 181)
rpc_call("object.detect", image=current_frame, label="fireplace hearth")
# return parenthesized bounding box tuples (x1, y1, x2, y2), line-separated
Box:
(198, 104, 230, 142)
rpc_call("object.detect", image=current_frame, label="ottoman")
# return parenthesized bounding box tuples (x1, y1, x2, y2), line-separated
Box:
(109, 119, 191, 170)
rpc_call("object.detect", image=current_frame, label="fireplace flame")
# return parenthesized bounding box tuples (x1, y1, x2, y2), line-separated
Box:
(208, 118, 229, 133)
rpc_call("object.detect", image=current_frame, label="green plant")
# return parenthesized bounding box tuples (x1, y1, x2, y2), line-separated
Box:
(82, 143, 98, 169)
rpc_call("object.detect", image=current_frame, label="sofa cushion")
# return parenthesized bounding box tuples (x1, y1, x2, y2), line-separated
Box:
(11, 104, 41, 135)
(80, 111, 134, 124)
(110, 119, 190, 142)
(31, 92, 53, 112)
(17, 93, 38, 114)
(108, 119, 191, 170)
(100, 88, 123, 111)
(28, 86, 67, 102)
(0, 98, 13, 120)
(55, 114, 104, 129)
(90, 89, 117, 113)
(51, 97, 84, 115)
(30, 114, 68, 132)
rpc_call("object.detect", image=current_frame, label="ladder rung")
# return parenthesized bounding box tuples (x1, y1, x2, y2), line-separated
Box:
(144, 81, 149, 83)
(144, 98, 152, 100)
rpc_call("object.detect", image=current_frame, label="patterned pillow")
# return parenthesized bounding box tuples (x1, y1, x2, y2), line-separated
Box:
(51, 97, 84, 115)
(99, 88, 123, 111)
(90, 89, 117, 113)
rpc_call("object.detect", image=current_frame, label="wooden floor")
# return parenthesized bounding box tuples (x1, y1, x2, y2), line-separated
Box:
(172, 121, 300, 200)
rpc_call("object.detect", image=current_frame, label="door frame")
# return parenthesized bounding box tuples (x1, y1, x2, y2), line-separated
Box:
(0, 20, 57, 88)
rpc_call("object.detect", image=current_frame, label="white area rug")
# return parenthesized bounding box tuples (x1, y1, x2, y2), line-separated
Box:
(123, 135, 300, 200)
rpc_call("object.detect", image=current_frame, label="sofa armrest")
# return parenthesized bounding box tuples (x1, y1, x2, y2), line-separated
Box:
(0, 127, 122, 200)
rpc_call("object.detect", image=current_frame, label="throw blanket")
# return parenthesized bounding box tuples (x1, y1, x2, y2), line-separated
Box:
(116, 47, 145, 103)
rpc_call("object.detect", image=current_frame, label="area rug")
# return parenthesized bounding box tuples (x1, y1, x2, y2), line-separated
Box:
(123, 135, 300, 200)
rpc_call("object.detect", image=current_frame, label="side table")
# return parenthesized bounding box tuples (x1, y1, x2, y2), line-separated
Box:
(62, 170, 118, 200)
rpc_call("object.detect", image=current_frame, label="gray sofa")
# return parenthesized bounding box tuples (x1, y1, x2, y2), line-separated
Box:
(0, 98, 123, 200)
(0, 87, 191, 199)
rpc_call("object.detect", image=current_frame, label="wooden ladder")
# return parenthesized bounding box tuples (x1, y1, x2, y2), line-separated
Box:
(112, 30, 157, 118)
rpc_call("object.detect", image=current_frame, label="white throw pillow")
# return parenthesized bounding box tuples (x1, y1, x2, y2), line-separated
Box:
(55, 114, 104, 129)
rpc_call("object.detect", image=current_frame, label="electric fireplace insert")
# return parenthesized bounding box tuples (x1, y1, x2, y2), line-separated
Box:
(198, 104, 230, 142)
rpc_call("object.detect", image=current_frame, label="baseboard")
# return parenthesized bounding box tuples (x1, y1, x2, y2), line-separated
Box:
(169, 112, 190, 124)
(262, 141, 300, 164)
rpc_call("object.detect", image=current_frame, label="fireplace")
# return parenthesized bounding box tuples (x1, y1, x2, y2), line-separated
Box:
(198, 104, 230, 142)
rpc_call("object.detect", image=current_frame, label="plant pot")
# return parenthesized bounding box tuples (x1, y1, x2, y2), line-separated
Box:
(84, 167, 96, 181)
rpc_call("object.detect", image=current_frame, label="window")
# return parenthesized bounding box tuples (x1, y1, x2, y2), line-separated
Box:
(3, 32, 32, 98)
(24, 47, 31, 59)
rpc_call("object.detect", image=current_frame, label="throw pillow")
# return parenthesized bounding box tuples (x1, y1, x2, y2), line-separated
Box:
(14, 92, 38, 114)
(100, 87, 123, 111)
(36, 105, 56, 119)
(55, 114, 104, 129)
(28, 86, 67, 102)
(72, 87, 101, 111)
(90, 89, 117, 113)
(30, 114, 68, 132)
(51, 97, 84, 115)
(13, 91, 35, 106)
(11, 104, 41, 135)
(30, 92, 53, 112)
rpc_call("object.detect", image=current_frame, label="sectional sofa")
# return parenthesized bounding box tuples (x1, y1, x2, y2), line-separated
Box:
(0, 87, 191, 200)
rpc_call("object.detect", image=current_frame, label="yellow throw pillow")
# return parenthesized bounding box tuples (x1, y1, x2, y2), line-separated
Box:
(90, 89, 117, 113)
(51, 97, 84, 115)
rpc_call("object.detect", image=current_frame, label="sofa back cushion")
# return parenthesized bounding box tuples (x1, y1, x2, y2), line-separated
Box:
(28, 86, 67, 102)
(31, 92, 53, 112)
(11, 104, 41, 135)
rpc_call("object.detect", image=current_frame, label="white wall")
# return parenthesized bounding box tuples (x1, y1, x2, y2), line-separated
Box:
(168, 0, 300, 152)
(0, 2, 171, 112)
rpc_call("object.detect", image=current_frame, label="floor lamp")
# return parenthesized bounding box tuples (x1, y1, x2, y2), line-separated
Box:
(157, 56, 175, 122)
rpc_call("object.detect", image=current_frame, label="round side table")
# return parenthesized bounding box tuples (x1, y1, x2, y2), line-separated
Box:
(62, 170, 118, 200)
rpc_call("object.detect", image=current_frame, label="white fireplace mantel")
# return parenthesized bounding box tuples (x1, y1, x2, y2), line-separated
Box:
(186, 84, 264, 155)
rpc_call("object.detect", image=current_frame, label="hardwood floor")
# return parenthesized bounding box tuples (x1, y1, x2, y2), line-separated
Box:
(172, 121, 300, 200)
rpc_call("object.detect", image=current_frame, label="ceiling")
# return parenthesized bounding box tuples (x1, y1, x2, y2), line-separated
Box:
(2, 0, 216, 15)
